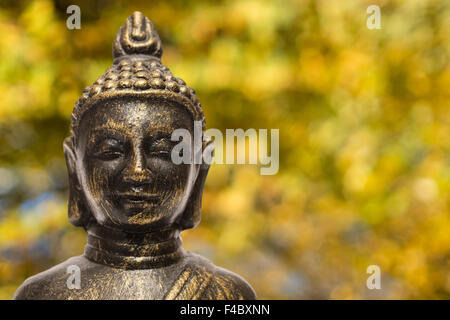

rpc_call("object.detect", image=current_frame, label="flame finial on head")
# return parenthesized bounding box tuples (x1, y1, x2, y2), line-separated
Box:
(113, 11, 162, 59)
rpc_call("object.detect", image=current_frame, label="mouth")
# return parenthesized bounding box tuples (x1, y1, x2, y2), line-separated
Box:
(116, 192, 160, 209)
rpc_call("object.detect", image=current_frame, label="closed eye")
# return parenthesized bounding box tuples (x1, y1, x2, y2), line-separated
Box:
(95, 150, 123, 160)
(148, 138, 172, 159)
(93, 138, 125, 161)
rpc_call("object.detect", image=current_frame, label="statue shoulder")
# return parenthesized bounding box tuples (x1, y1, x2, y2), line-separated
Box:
(13, 256, 86, 300)
(167, 252, 257, 300)
(206, 265, 257, 300)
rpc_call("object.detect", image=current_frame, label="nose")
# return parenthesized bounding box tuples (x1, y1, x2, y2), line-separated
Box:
(122, 147, 152, 186)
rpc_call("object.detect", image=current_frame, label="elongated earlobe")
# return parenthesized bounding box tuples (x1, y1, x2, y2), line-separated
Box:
(64, 137, 92, 229)
(178, 139, 214, 230)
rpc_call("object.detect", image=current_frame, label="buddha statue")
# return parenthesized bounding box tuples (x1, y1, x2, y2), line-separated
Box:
(13, 12, 256, 300)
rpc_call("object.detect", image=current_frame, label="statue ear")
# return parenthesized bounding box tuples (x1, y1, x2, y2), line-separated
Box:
(178, 139, 214, 230)
(63, 137, 91, 229)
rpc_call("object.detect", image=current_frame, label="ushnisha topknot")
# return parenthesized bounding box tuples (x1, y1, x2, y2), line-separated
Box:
(71, 11, 205, 136)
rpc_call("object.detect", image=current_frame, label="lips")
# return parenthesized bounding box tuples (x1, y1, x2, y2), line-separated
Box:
(116, 192, 160, 209)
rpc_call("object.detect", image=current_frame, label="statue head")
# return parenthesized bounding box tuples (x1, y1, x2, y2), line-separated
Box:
(64, 12, 213, 233)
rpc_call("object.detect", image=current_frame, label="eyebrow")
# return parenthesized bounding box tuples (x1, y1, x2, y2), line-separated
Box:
(147, 131, 173, 140)
(90, 125, 130, 136)
(89, 123, 188, 144)
(88, 128, 129, 144)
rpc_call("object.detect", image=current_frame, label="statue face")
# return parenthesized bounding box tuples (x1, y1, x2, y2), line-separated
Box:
(74, 97, 197, 232)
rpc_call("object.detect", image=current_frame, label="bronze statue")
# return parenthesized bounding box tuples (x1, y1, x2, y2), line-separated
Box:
(13, 12, 256, 300)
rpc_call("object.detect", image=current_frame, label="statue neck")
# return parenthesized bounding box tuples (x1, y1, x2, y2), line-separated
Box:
(83, 224, 184, 270)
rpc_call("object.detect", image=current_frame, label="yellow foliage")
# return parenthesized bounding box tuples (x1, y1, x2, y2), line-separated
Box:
(0, 0, 449, 299)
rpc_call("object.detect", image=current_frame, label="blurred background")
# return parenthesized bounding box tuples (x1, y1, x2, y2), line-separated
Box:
(0, 0, 449, 299)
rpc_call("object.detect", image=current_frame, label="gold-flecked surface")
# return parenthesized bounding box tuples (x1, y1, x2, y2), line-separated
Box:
(12, 11, 256, 300)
